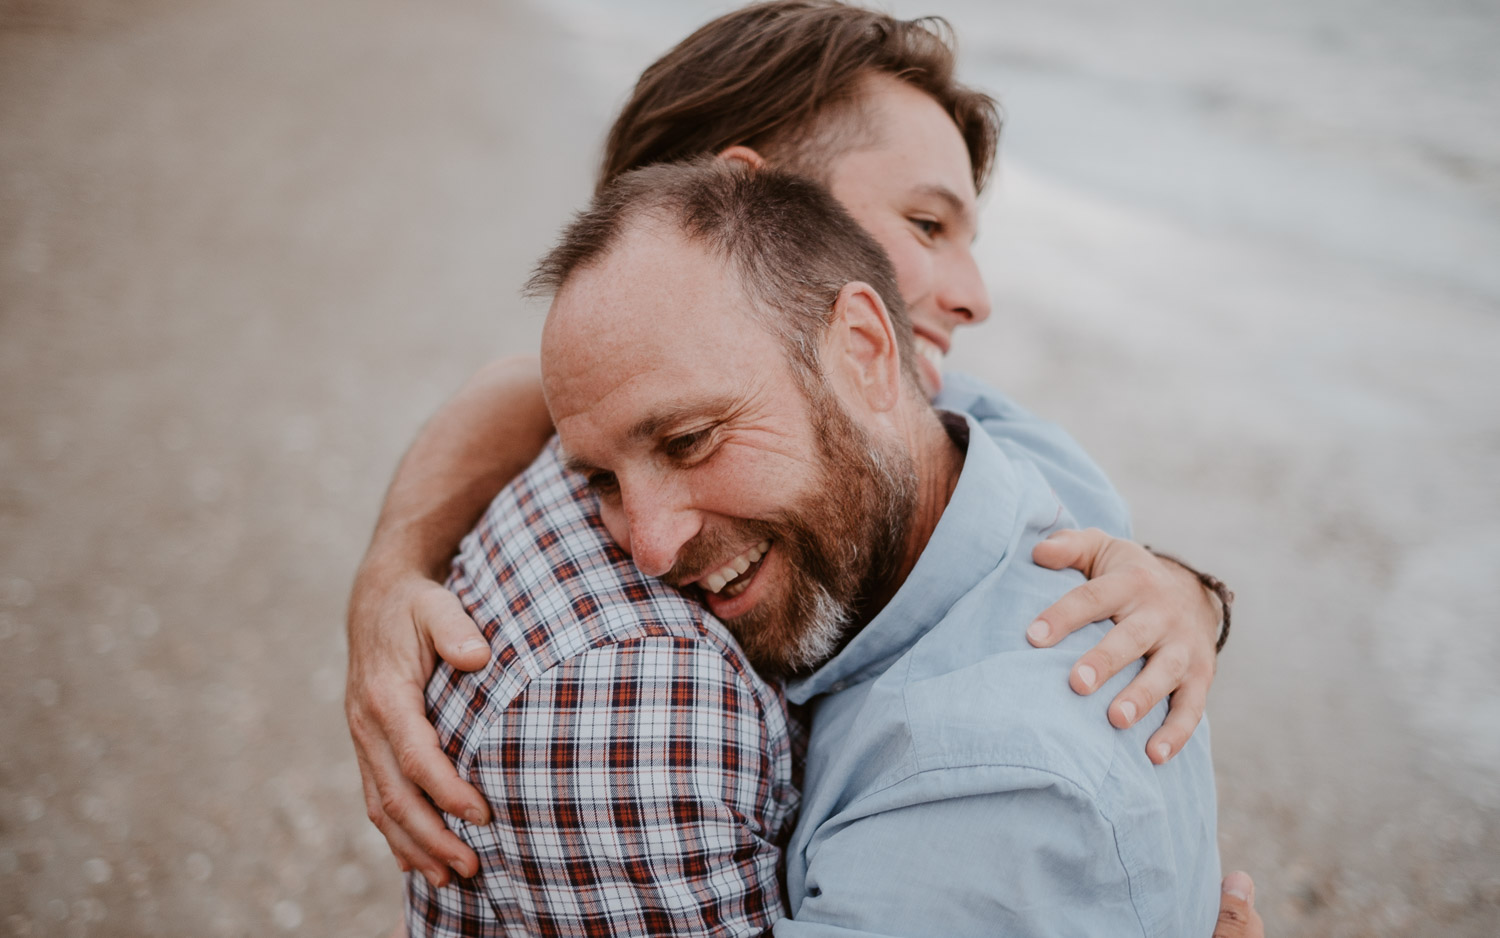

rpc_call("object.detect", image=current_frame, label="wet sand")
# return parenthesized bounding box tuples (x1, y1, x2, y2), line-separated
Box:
(2, 0, 1497, 935)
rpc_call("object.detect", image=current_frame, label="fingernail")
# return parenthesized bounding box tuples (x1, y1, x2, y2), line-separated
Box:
(1118, 700, 1137, 725)
(464, 806, 485, 826)
(1153, 742, 1172, 763)
(458, 639, 488, 655)
(1222, 870, 1253, 902)
(1027, 620, 1049, 643)
(1075, 664, 1096, 691)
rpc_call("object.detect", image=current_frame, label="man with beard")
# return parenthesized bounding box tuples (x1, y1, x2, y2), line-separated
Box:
(513, 160, 1220, 936)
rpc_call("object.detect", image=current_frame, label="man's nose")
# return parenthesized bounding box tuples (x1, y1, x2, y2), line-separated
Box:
(938, 251, 992, 325)
(620, 476, 701, 579)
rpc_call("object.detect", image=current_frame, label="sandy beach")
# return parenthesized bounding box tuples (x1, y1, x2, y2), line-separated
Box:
(2, 0, 1497, 935)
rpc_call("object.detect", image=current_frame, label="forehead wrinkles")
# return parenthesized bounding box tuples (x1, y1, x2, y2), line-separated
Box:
(543, 223, 713, 370)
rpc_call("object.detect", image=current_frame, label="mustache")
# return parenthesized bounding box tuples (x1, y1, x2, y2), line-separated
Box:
(663, 519, 780, 587)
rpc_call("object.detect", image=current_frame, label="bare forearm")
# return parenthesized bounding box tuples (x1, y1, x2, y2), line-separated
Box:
(363, 354, 553, 581)
(346, 354, 552, 885)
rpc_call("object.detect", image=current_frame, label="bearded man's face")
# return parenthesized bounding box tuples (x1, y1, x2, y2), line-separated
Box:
(544, 225, 917, 679)
(663, 377, 916, 678)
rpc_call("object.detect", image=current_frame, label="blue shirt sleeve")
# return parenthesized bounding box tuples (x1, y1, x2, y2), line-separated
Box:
(934, 371, 1133, 538)
(772, 766, 1151, 938)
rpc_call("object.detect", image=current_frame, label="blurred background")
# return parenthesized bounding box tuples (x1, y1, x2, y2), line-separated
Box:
(1, 0, 1496, 934)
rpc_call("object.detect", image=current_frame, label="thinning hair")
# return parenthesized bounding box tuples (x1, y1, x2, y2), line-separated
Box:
(529, 159, 917, 390)
(599, 1, 1001, 194)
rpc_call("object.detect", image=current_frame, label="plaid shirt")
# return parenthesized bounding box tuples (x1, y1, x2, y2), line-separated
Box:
(406, 441, 803, 938)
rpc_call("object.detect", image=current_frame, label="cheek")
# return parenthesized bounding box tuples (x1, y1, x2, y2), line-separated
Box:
(598, 500, 631, 552)
(883, 240, 935, 321)
(691, 445, 820, 521)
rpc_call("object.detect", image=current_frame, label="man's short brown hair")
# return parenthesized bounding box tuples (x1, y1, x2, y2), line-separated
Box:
(530, 159, 917, 392)
(598, 1, 1001, 194)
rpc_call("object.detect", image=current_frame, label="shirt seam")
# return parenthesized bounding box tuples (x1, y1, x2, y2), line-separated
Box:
(833, 759, 1151, 936)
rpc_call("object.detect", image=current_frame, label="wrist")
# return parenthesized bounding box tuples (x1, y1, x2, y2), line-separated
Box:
(349, 546, 441, 635)
(363, 509, 461, 582)
(1146, 548, 1235, 654)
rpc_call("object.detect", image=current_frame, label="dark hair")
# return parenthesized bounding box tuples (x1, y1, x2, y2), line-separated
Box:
(598, 1, 1000, 194)
(530, 159, 917, 390)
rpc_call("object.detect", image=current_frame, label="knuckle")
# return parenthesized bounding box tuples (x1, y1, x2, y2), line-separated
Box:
(378, 791, 410, 825)
(1088, 640, 1128, 675)
(1177, 695, 1206, 721)
(1130, 680, 1165, 710)
(415, 586, 453, 618)
(394, 744, 428, 782)
(1155, 724, 1187, 750)
(1124, 563, 1158, 592)
(347, 701, 376, 736)
(1118, 616, 1157, 655)
(1102, 649, 1136, 680)
(366, 687, 408, 725)
(1158, 643, 1193, 677)
(1074, 579, 1104, 609)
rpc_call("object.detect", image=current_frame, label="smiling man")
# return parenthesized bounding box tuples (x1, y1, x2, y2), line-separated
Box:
(546, 165, 929, 683)
(530, 160, 1220, 936)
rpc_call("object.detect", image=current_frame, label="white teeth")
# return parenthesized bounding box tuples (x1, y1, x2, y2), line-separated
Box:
(701, 540, 772, 595)
(915, 336, 944, 369)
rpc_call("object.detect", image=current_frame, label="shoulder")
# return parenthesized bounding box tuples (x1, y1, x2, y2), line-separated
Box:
(428, 442, 784, 768)
(897, 639, 1127, 795)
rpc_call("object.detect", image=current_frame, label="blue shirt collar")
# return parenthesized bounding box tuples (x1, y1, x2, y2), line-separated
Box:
(786, 412, 1024, 704)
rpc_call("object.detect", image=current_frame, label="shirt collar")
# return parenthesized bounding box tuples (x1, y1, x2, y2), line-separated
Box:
(786, 412, 1023, 704)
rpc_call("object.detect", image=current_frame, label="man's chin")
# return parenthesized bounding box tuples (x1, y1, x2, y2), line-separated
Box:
(718, 581, 849, 681)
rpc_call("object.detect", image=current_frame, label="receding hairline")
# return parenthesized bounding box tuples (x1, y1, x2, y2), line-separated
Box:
(540, 207, 748, 305)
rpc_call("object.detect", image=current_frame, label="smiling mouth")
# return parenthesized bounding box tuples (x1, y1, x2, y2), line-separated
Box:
(913, 334, 945, 373)
(701, 539, 771, 598)
(906, 333, 942, 387)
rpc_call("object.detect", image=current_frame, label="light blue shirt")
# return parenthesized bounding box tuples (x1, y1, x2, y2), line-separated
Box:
(774, 411, 1220, 938)
(935, 371, 1132, 539)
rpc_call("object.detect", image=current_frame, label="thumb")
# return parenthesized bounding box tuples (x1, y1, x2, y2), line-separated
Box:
(1031, 528, 1107, 574)
(1212, 871, 1261, 938)
(415, 586, 490, 672)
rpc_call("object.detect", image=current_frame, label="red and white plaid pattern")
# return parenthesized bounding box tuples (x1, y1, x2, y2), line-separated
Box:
(406, 441, 802, 938)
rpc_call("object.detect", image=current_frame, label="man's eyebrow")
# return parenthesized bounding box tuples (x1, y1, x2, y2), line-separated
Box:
(629, 395, 743, 442)
(560, 396, 748, 477)
(915, 184, 977, 229)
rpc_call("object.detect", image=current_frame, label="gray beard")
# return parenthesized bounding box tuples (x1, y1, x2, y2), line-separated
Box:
(779, 583, 852, 675)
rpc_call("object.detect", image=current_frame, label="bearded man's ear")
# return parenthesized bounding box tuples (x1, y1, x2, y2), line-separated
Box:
(827, 281, 904, 414)
(715, 145, 769, 171)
